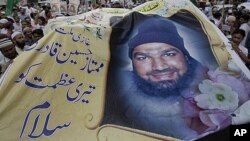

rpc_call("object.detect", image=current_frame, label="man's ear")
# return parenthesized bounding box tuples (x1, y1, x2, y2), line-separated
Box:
(12, 40, 17, 45)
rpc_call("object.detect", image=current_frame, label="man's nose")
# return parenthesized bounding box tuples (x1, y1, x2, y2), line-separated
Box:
(7, 50, 13, 54)
(152, 57, 167, 70)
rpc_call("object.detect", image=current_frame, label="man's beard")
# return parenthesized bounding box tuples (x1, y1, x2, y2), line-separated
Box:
(6, 52, 18, 59)
(133, 68, 191, 98)
(16, 41, 25, 49)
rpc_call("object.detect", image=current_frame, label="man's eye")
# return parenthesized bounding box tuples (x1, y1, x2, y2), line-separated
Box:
(163, 52, 176, 56)
(135, 56, 148, 60)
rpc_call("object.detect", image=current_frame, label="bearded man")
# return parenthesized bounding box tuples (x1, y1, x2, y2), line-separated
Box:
(104, 16, 208, 140)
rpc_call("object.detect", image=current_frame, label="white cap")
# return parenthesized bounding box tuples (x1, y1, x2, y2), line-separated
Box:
(0, 38, 13, 49)
(0, 19, 8, 24)
(11, 31, 22, 40)
(23, 27, 32, 34)
(7, 16, 15, 22)
(227, 15, 236, 21)
(206, 2, 211, 6)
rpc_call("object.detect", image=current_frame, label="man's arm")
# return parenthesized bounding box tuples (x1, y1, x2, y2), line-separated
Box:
(0, 34, 8, 39)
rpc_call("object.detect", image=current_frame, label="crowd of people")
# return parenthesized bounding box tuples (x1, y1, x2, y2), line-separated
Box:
(79, 0, 145, 11)
(0, 3, 48, 78)
(0, 0, 147, 78)
(1, 0, 250, 78)
(200, 1, 250, 68)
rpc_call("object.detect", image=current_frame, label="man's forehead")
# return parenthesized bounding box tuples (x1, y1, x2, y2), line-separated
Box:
(233, 33, 243, 37)
(34, 33, 42, 37)
(15, 34, 24, 39)
(133, 42, 181, 53)
(0, 44, 14, 50)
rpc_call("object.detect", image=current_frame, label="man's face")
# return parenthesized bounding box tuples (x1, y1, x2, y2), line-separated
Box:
(14, 16, 20, 23)
(241, 9, 248, 14)
(21, 9, 25, 14)
(227, 19, 235, 27)
(232, 33, 244, 45)
(24, 28, 33, 38)
(239, 18, 247, 24)
(0, 44, 18, 59)
(33, 33, 43, 42)
(14, 34, 26, 48)
(21, 21, 30, 30)
(212, 8, 218, 15)
(132, 42, 188, 88)
(37, 19, 44, 25)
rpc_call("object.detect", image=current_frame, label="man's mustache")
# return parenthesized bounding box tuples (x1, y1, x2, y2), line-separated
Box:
(147, 68, 179, 75)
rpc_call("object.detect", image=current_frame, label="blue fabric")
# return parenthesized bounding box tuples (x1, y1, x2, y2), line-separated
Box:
(128, 18, 188, 59)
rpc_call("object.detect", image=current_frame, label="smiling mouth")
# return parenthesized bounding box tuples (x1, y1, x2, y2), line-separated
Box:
(151, 71, 177, 81)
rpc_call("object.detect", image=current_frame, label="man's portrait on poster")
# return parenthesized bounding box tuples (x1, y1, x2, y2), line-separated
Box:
(69, 5, 76, 14)
(103, 12, 221, 140)
(51, 5, 59, 13)
(60, 6, 67, 13)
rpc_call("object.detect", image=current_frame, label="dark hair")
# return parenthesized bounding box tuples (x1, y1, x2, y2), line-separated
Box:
(24, 16, 31, 22)
(45, 10, 51, 16)
(240, 6, 246, 9)
(233, 29, 246, 37)
(240, 14, 250, 21)
(6, 17, 15, 23)
(210, 19, 215, 24)
(213, 12, 222, 19)
(32, 29, 44, 36)
(21, 20, 31, 25)
(37, 16, 46, 25)
(5, 21, 14, 30)
(232, 7, 238, 11)
(30, 13, 37, 19)
(42, 5, 47, 10)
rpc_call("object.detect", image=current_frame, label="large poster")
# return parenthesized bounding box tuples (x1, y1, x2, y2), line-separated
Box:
(50, 0, 61, 16)
(0, 0, 250, 141)
(68, 0, 80, 16)
(103, 11, 250, 140)
(50, 0, 69, 16)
